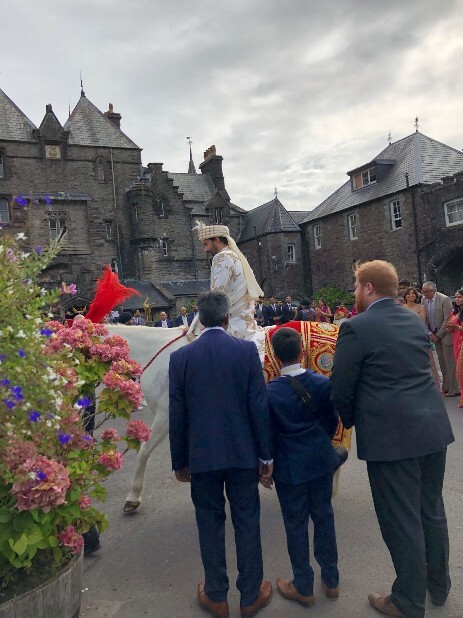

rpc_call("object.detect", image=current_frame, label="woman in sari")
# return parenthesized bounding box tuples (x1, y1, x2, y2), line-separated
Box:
(445, 289, 463, 408)
(403, 287, 441, 388)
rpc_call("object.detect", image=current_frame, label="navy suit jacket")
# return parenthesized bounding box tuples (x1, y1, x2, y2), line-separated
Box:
(174, 314, 193, 327)
(263, 304, 282, 326)
(267, 370, 339, 484)
(154, 319, 173, 328)
(169, 329, 272, 474)
(281, 303, 296, 324)
(330, 298, 454, 461)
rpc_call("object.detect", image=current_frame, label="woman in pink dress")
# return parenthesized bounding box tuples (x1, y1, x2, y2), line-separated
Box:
(446, 289, 463, 407)
(315, 299, 332, 323)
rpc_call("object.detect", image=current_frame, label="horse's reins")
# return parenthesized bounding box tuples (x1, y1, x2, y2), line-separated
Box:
(142, 332, 188, 374)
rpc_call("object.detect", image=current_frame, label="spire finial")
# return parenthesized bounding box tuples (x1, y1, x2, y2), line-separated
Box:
(80, 71, 85, 97)
(387, 130, 392, 145)
(414, 116, 419, 133)
(186, 137, 196, 174)
(274, 187, 278, 199)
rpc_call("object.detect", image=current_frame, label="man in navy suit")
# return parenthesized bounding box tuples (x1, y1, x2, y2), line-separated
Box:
(169, 291, 273, 618)
(331, 260, 454, 618)
(281, 295, 296, 324)
(154, 311, 173, 328)
(174, 306, 193, 327)
(266, 327, 340, 608)
(263, 296, 282, 326)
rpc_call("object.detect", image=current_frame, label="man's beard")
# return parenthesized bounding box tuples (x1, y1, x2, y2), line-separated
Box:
(355, 296, 366, 313)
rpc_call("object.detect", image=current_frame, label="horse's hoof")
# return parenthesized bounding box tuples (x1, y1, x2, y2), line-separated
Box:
(123, 501, 141, 514)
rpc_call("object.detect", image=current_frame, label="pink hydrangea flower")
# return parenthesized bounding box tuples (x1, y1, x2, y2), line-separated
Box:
(111, 358, 143, 378)
(98, 450, 123, 471)
(4, 441, 37, 472)
(58, 525, 84, 554)
(100, 428, 121, 442)
(126, 419, 151, 442)
(12, 456, 70, 512)
(102, 371, 143, 408)
(78, 495, 92, 511)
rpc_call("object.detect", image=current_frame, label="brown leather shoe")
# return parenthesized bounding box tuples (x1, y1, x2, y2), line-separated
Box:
(276, 578, 315, 608)
(240, 581, 273, 617)
(368, 593, 404, 617)
(322, 580, 339, 599)
(198, 583, 230, 618)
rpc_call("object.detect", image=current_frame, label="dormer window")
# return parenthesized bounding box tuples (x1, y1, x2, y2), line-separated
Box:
(214, 207, 223, 224)
(353, 166, 376, 190)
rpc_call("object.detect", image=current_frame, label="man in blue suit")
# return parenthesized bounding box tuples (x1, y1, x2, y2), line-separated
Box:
(154, 311, 173, 328)
(169, 291, 273, 618)
(174, 306, 193, 327)
(266, 327, 340, 608)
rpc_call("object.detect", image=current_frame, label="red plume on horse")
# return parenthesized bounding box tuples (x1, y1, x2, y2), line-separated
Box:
(85, 265, 140, 323)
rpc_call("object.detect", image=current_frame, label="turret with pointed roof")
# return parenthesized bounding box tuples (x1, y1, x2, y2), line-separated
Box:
(0, 88, 37, 142)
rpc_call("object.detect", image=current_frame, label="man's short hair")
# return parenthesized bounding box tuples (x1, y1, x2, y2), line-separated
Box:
(355, 260, 398, 297)
(271, 327, 301, 364)
(422, 281, 437, 290)
(118, 311, 133, 324)
(198, 291, 231, 327)
(398, 278, 411, 287)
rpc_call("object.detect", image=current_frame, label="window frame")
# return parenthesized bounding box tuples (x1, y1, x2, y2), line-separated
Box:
(390, 199, 402, 230)
(97, 158, 105, 182)
(0, 152, 5, 179)
(348, 213, 358, 240)
(0, 197, 10, 223)
(313, 224, 321, 250)
(104, 220, 113, 240)
(48, 212, 68, 241)
(161, 239, 168, 257)
(353, 165, 377, 190)
(444, 197, 463, 227)
(158, 198, 166, 218)
(214, 207, 223, 224)
(286, 243, 296, 263)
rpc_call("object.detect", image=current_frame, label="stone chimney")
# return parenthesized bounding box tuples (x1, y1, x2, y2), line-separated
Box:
(199, 145, 228, 196)
(104, 103, 122, 129)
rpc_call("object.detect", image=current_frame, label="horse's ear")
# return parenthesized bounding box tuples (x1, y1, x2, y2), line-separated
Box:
(85, 265, 140, 323)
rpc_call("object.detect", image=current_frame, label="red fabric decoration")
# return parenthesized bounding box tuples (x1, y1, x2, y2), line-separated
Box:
(85, 265, 140, 323)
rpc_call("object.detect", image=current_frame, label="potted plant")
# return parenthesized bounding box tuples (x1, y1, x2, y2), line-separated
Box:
(0, 233, 151, 616)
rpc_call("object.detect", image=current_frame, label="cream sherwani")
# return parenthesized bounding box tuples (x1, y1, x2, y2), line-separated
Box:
(211, 249, 265, 359)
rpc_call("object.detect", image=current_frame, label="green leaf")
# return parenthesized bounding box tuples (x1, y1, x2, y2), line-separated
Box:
(10, 533, 28, 556)
(27, 543, 38, 560)
(13, 510, 33, 531)
(48, 535, 59, 548)
(0, 508, 12, 523)
(26, 524, 43, 544)
(53, 546, 62, 563)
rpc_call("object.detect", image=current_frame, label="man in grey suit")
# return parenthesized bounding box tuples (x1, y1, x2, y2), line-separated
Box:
(331, 260, 454, 618)
(421, 281, 459, 396)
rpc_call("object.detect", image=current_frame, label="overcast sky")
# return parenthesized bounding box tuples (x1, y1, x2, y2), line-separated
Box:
(2, 0, 463, 212)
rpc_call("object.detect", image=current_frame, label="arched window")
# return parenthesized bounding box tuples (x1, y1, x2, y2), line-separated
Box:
(111, 258, 119, 273)
(0, 153, 4, 179)
(0, 197, 9, 222)
(48, 213, 68, 241)
(158, 198, 166, 218)
(161, 239, 168, 257)
(97, 158, 105, 182)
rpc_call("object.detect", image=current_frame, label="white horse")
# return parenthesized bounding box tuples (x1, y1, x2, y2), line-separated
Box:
(106, 324, 190, 513)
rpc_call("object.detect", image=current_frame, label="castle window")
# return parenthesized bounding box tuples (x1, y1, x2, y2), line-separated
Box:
(159, 198, 166, 218)
(353, 166, 376, 190)
(97, 158, 105, 182)
(444, 197, 463, 227)
(0, 197, 9, 222)
(390, 199, 402, 229)
(214, 207, 223, 224)
(0, 153, 5, 178)
(104, 221, 113, 239)
(348, 213, 358, 240)
(161, 239, 168, 257)
(48, 213, 68, 241)
(313, 224, 321, 249)
(111, 258, 119, 273)
(133, 202, 139, 222)
(286, 243, 296, 263)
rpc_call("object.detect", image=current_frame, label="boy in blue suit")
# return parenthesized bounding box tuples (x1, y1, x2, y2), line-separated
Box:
(266, 327, 340, 608)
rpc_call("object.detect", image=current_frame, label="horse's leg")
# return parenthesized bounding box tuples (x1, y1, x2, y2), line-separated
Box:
(123, 406, 168, 513)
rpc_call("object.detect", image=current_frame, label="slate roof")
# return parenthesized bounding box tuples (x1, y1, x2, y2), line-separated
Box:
(239, 198, 300, 242)
(287, 211, 310, 224)
(120, 280, 171, 310)
(302, 132, 463, 223)
(0, 88, 37, 141)
(168, 173, 216, 201)
(155, 280, 210, 296)
(64, 95, 140, 149)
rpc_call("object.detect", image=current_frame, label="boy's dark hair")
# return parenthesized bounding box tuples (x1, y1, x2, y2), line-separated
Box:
(271, 327, 301, 364)
(197, 291, 230, 327)
(118, 311, 133, 324)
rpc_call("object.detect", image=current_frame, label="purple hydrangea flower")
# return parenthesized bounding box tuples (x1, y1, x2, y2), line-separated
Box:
(0, 378, 11, 387)
(58, 432, 71, 445)
(29, 411, 41, 422)
(13, 195, 28, 207)
(3, 399, 15, 410)
(35, 246, 42, 255)
(36, 471, 47, 481)
(40, 328, 53, 337)
(18, 350, 26, 358)
(10, 386, 24, 400)
(77, 396, 93, 408)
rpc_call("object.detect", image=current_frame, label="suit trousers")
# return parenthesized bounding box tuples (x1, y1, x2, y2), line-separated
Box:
(367, 450, 451, 618)
(435, 340, 459, 395)
(190, 468, 263, 607)
(275, 473, 339, 596)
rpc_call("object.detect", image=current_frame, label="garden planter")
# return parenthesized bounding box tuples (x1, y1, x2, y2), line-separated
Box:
(0, 551, 83, 618)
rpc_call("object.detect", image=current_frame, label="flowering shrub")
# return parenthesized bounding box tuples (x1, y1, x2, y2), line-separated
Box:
(0, 233, 150, 591)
